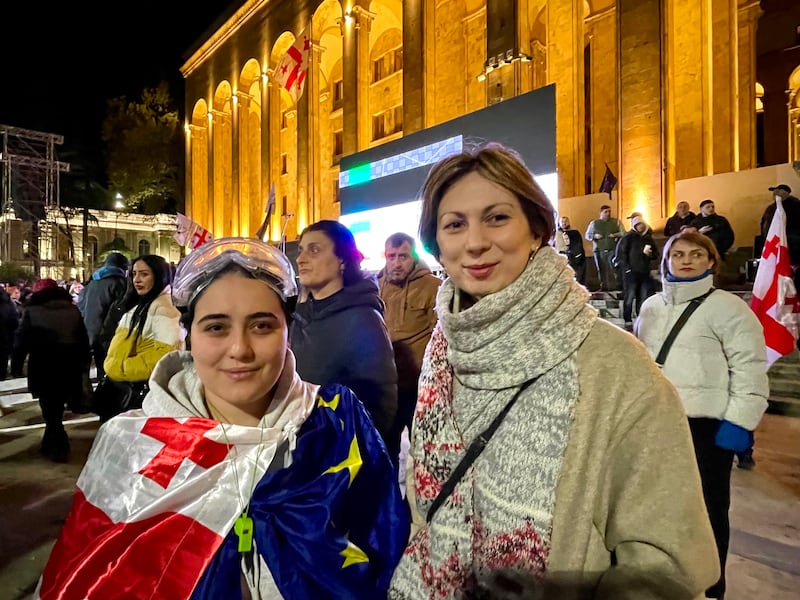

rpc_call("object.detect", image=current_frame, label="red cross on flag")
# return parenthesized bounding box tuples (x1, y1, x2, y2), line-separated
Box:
(34, 414, 282, 599)
(750, 197, 800, 366)
(175, 212, 214, 250)
(274, 29, 311, 103)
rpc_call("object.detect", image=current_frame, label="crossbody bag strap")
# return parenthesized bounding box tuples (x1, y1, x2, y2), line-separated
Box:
(426, 377, 539, 524)
(654, 288, 715, 367)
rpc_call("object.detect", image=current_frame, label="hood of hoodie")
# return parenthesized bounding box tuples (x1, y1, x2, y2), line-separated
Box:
(295, 274, 384, 321)
(93, 265, 127, 281)
(144, 349, 319, 431)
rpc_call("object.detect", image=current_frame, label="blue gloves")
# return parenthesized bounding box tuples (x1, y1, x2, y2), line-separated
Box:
(715, 420, 753, 452)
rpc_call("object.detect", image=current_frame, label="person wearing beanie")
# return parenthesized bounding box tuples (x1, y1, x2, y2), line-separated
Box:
(11, 279, 90, 462)
(613, 215, 659, 330)
(77, 252, 130, 378)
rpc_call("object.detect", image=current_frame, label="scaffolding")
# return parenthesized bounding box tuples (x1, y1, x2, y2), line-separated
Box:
(0, 124, 71, 275)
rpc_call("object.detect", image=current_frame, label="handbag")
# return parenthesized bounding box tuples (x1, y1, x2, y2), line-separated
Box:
(654, 288, 715, 367)
(90, 376, 149, 421)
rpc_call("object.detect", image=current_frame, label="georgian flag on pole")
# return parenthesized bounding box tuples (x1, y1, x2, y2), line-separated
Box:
(175, 213, 214, 250)
(750, 197, 800, 366)
(274, 29, 310, 103)
(255, 183, 276, 242)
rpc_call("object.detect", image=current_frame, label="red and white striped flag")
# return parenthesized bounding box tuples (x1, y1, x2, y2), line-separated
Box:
(750, 198, 800, 366)
(274, 30, 310, 103)
(34, 414, 280, 599)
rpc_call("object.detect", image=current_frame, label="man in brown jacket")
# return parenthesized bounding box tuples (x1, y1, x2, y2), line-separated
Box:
(379, 232, 441, 439)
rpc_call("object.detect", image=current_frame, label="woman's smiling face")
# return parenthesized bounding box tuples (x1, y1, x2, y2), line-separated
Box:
(190, 272, 288, 423)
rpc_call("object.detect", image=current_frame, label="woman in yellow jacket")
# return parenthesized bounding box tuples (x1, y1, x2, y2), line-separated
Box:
(99, 254, 181, 420)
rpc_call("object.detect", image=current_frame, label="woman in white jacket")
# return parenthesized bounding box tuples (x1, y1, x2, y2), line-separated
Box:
(635, 230, 769, 600)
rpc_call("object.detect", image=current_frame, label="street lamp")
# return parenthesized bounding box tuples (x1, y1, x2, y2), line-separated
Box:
(113, 194, 125, 240)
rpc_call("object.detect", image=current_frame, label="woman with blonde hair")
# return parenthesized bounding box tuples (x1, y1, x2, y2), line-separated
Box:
(389, 143, 719, 599)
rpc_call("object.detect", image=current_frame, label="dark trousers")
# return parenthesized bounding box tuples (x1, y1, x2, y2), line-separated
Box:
(0, 350, 8, 380)
(39, 392, 69, 455)
(565, 256, 586, 286)
(689, 417, 733, 599)
(92, 341, 107, 380)
(594, 250, 618, 291)
(622, 271, 655, 322)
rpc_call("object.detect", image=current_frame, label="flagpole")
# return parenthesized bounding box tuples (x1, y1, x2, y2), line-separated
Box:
(280, 213, 294, 255)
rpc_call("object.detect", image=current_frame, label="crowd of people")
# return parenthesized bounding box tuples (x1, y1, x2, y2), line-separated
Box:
(5, 141, 782, 599)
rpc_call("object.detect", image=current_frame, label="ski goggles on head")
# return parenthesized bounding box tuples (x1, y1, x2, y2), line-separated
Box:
(171, 237, 298, 310)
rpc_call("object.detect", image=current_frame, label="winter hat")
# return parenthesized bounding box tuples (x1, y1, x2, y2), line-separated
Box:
(32, 278, 59, 293)
(104, 252, 129, 270)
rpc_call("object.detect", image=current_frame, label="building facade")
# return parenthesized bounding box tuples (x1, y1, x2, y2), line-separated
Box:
(181, 0, 800, 243)
(0, 208, 182, 282)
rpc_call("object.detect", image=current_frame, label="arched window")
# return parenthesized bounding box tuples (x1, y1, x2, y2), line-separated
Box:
(138, 239, 151, 256)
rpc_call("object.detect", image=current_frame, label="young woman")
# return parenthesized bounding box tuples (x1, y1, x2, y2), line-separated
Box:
(35, 238, 408, 599)
(290, 220, 399, 461)
(98, 254, 181, 420)
(389, 143, 719, 599)
(635, 231, 769, 600)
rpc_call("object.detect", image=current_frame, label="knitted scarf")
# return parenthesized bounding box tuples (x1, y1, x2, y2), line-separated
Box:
(390, 247, 597, 599)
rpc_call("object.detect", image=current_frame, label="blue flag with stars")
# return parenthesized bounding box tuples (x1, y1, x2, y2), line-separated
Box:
(191, 384, 410, 599)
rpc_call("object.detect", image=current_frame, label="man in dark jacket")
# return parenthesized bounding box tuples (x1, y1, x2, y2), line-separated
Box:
(77, 252, 129, 379)
(615, 216, 659, 329)
(690, 199, 735, 259)
(760, 184, 800, 282)
(555, 216, 587, 285)
(12, 279, 90, 462)
(664, 201, 697, 237)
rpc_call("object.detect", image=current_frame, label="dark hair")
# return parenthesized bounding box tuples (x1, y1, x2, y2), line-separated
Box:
(300, 220, 365, 286)
(122, 255, 172, 342)
(418, 143, 555, 259)
(661, 231, 721, 276)
(385, 232, 418, 259)
(600, 204, 611, 211)
(699, 199, 713, 208)
(179, 263, 294, 350)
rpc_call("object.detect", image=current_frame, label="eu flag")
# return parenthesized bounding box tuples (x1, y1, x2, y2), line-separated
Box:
(191, 384, 410, 600)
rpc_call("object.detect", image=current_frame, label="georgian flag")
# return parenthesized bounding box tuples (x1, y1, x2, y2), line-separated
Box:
(175, 213, 214, 250)
(35, 415, 280, 600)
(274, 30, 310, 104)
(34, 385, 410, 600)
(750, 198, 800, 366)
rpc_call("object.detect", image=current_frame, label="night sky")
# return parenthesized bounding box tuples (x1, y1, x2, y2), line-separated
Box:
(1, 1, 237, 158)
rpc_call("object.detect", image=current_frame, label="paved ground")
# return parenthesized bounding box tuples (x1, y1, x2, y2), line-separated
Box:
(0, 377, 798, 599)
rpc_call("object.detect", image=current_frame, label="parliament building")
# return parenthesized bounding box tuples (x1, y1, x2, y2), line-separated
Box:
(180, 0, 800, 247)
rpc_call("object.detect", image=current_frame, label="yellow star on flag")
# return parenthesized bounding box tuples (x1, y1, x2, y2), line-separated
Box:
(323, 435, 362, 485)
(340, 540, 369, 569)
(317, 393, 340, 411)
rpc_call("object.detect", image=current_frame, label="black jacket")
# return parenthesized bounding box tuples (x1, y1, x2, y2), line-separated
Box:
(615, 228, 660, 275)
(12, 287, 90, 398)
(664, 211, 697, 237)
(77, 266, 128, 345)
(290, 276, 398, 446)
(760, 195, 800, 265)
(690, 213, 735, 257)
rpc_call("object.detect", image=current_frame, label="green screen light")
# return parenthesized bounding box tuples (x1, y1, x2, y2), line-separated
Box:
(348, 163, 372, 186)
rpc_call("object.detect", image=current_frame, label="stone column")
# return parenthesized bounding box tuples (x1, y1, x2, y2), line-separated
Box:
(403, 0, 425, 134)
(711, 0, 738, 174)
(308, 42, 323, 224)
(586, 7, 618, 195)
(547, 0, 585, 199)
(260, 72, 272, 239)
(342, 7, 358, 154)
(207, 113, 216, 237)
(737, 1, 761, 171)
(184, 125, 193, 221)
(617, 0, 664, 218)
(231, 96, 241, 235)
